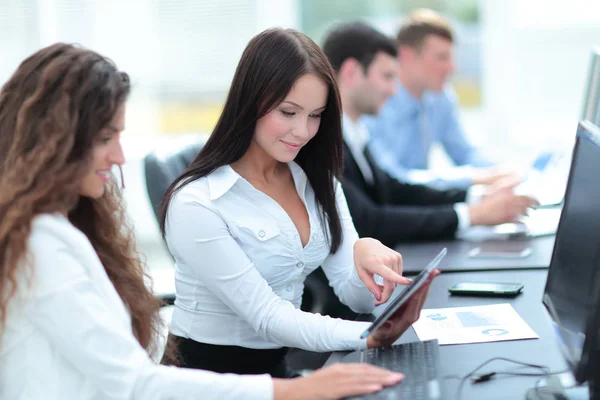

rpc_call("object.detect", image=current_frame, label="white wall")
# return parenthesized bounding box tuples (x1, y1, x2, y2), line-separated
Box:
(480, 0, 600, 154)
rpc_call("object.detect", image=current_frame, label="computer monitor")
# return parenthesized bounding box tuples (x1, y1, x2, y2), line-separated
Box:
(536, 121, 600, 399)
(581, 47, 600, 126)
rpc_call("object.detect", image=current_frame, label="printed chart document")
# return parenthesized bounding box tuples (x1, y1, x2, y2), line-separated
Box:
(412, 303, 538, 345)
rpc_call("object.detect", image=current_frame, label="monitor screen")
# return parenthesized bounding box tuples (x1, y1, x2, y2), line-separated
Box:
(543, 121, 600, 383)
(581, 47, 600, 126)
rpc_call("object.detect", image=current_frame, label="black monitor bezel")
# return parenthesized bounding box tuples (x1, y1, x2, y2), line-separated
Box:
(542, 120, 600, 384)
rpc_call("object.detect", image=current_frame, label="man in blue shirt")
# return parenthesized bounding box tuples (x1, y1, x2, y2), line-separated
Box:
(362, 9, 507, 190)
(321, 21, 537, 246)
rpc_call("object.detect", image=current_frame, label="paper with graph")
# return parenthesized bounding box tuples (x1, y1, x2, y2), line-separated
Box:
(412, 303, 538, 345)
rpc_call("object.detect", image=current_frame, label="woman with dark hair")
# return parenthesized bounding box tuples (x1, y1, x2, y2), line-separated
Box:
(0, 43, 407, 400)
(161, 28, 438, 377)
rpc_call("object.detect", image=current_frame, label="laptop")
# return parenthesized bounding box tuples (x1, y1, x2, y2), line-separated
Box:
(493, 148, 572, 238)
(494, 206, 562, 238)
(465, 150, 570, 240)
(516, 149, 572, 208)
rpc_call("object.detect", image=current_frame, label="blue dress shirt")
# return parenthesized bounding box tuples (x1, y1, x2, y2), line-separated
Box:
(362, 83, 493, 190)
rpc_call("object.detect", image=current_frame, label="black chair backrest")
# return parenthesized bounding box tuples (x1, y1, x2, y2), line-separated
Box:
(144, 140, 205, 221)
(143, 139, 205, 305)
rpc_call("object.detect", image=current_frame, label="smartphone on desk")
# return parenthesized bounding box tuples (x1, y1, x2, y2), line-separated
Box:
(468, 241, 533, 259)
(449, 282, 524, 297)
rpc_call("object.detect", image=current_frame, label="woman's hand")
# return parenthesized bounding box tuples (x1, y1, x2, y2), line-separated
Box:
(354, 238, 411, 305)
(273, 363, 404, 400)
(367, 269, 440, 349)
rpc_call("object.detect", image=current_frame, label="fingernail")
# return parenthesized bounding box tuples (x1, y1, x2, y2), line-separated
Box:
(388, 373, 404, 381)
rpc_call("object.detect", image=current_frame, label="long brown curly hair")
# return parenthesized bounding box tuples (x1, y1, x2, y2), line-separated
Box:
(0, 43, 162, 355)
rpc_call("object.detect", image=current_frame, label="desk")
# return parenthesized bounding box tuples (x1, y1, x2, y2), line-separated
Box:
(327, 269, 569, 400)
(396, 236, 555, 274)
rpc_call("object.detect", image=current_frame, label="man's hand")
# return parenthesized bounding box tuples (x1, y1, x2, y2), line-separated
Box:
(472, 168, 520, 186)
(469, 191, 538, 226)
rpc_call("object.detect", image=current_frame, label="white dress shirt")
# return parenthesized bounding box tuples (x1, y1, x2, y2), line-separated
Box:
(342, 114, 374, 184)
(342, 113, 474, 231)
(165, 162, 374, 352)
(0, 213, 272, 400)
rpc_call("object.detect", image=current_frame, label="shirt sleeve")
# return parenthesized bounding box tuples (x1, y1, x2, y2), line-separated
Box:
(439, 88, 494, 168)
(365, 105, 476, 190)
(165, 192, 370, 352)
(453, 185, 486, 232)
(320, 182, 377, 315)
(453, 202, 472, 232)
(25, 244, 273, 400)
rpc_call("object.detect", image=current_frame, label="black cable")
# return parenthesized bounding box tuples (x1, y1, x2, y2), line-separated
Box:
(454, 357, 567, 400)
(494, 370, 570, 378)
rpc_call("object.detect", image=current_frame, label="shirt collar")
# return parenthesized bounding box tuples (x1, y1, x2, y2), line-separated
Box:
(395, 81, 444, 114)
(342, 113, 370, 151)
(288, 161, 308, 200)
(206, 161, 308, 201)
(394, 82, 422, 114)
(206, 165, 241, 200)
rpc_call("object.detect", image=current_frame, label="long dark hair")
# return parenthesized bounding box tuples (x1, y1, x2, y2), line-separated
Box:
(0, 43, 163, 356)
(160, 28, 344, 252)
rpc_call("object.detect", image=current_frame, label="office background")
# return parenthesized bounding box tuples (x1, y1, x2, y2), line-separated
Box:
(2, 0, 600, 273)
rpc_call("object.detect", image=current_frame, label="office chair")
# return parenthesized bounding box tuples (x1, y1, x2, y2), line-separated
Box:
(142, 139, 330, 315)
(144, 140, 204, 222)
(143, 139, 205, 306)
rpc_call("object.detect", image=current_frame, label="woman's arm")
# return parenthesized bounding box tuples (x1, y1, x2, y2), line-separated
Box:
(26, 242, 273, 400)
(319, 182, 378, 314)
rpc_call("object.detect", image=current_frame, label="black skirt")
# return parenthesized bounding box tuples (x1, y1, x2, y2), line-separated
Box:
(162, 334, 300, 379)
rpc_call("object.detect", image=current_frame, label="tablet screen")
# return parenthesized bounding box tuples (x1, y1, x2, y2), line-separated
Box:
(360, 248, 447, 339)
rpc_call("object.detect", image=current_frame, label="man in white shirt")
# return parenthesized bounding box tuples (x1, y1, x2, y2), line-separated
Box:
(322, 22, 538, 247)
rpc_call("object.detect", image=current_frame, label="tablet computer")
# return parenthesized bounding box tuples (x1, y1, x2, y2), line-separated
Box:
(360, 248, 447, 339)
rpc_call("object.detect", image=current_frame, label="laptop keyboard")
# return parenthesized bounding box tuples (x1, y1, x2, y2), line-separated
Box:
(344, 339, 444, 400)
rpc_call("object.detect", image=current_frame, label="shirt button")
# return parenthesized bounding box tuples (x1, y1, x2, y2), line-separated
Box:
(286, 284, 293, 292)
(258, 230, 266, 238)
(296, 262, 304, 268)
(313, 234, 318, 241)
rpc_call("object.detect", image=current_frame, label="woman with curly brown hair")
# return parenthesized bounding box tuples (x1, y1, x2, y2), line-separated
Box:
(0, 43, 405, 400)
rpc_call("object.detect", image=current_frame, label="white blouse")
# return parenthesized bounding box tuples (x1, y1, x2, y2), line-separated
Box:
(165, 162, 374, 352)
(0, 214, 272, 400)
